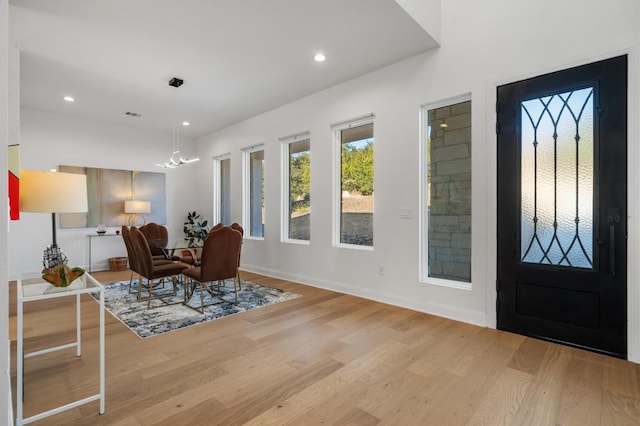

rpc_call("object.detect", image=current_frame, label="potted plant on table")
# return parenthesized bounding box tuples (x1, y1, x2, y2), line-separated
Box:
(183, 211, 210, 247)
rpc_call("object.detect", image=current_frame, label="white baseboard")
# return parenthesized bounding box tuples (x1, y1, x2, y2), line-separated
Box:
(7, 340, 13, 426)
(8, 271, 38, 281)
(241, 264, 487, 327)
(89, 262, 110, 273)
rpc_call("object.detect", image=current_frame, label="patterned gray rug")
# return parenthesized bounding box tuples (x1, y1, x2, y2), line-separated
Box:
(92, 279, 301, 338)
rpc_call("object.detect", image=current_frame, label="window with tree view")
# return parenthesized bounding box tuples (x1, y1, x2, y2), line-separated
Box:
(285, 137, 310, 241)
(336, 121, 374, 247)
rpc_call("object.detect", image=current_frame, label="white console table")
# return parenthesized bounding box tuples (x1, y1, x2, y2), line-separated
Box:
(16, 273, 105, 425)
(88, 233, 123, 272)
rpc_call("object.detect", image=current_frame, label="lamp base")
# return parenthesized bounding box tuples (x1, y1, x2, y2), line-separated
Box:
(43, 244, 68, 269)
(128, 214, 146, 227)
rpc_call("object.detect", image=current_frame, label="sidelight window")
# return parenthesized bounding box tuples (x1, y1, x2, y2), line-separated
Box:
(420, 96, 472, 286)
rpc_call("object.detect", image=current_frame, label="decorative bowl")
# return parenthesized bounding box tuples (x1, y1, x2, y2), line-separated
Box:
(42, 264, 85, 287)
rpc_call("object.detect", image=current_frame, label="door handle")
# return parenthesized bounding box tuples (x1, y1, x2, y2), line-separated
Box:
(609, 224, 615, 277)
(607, 207, 621, 278)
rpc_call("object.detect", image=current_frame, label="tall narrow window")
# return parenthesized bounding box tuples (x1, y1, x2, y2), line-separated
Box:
(242, 146, 265, 238)
(332, 116, 374, 248)
(213, 154, 231, 225)
(281, 133, 310, 242)
(421, 96, 472, 287)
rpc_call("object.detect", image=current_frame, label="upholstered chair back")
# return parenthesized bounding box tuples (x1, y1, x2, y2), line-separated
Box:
(199, 226, 242, 282)
(139, 222, 168, 257)
(121, 225, 138, 273)
(206, 222, 224, 237)
(230, 222, 244, 236)
(130, 227, 155, 278)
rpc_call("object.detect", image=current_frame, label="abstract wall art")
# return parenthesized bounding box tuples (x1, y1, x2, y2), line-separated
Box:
(59, 165, 166, 228)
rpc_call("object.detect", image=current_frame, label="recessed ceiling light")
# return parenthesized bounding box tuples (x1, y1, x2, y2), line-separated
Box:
(63, 96, 75, 102)
(182, 121, 190, 126)
(314, 53, 326, 62)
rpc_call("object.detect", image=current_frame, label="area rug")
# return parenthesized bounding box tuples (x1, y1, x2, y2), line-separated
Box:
(91, 279, 301, 339)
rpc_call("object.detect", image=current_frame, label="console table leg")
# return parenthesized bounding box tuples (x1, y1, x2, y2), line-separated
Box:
(76, 293, 82, 356)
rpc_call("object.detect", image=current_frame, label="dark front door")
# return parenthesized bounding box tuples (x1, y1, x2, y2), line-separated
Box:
(497, 55, 627, 358)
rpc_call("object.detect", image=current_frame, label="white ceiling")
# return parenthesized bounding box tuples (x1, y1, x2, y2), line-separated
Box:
(10, 0, 438, 139)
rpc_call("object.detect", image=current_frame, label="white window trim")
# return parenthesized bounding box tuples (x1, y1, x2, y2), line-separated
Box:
(280, 132, 311, 244)
(212, 153, 231, 225)
(331, 113, 375, 250)
(419, 94, 472, 290)
(242, 144, 265, 240)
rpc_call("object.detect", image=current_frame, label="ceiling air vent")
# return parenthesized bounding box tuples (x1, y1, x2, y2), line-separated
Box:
(125, 111, 142, 118)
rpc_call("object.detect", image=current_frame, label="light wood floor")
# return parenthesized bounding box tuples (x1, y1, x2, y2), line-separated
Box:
(9, 270, 640, 425)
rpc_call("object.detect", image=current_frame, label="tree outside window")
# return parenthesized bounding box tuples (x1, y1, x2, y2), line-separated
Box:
(336, 122, 374, 247)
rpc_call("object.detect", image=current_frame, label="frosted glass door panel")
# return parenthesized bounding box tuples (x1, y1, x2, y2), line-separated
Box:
(520, 87, 594, 268)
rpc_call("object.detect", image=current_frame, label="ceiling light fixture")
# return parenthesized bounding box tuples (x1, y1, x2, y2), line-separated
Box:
(155, 150, 200, 169)
(63, 96, 75, 102)
(156, 78, 199, 168)
(314, 53, 326, 62)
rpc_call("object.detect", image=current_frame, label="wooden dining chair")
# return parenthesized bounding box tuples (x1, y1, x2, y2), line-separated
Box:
(139, 222, 178, 261)
(179, 222, 224, 266)
(178, 249, 198, 266)
(182, 226, 243, 314)
(129, 227, 189, 308)
(121, 226, 140, 294)
(122, 226, 173, 294)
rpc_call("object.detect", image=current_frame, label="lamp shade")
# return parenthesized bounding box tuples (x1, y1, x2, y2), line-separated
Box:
(20, 170, 88, 213)
(124, 200, 151, 214)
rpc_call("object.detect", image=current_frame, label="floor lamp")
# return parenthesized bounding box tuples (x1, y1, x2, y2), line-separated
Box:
(20, 170, 88, 270)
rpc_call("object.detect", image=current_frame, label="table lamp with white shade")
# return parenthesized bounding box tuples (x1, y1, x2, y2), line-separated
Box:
(124, 200, 151, 226)
(19, 170, 88, 269)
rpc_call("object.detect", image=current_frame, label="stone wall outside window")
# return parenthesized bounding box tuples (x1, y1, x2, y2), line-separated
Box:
(428, 100, 471, 282)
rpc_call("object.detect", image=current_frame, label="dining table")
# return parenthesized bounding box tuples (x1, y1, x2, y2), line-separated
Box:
(146, 239, 202, 265)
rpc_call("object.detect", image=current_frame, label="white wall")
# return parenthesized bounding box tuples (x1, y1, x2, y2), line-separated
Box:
(395, 0, 441, 45)
(195, 0, 640, 360)
(8, 108, 197, 278)
(1, 0, 11, 421)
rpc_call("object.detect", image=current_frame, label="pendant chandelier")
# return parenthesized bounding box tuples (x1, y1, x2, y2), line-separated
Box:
(155, 125, 200, 168)
(155, 77, 200, 169)
(155, 150, 199, 169)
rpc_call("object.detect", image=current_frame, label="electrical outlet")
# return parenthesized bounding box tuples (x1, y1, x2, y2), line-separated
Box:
(399, 207, 412, 219)
(378, 265, 384, 275)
